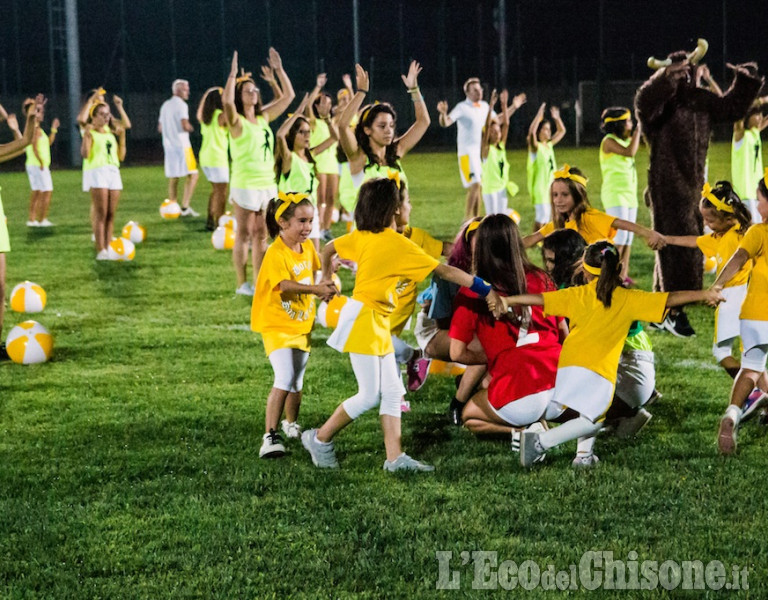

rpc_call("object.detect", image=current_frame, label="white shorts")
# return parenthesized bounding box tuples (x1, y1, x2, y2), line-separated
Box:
(482, 189, 508, 215)
(202, 166, 229, 184)
(714, 284, 747, 345)
(230, 187, 276, 212)
(164, 145, 198, 178)
(552, 366, 615, 422)
(309, 209, 320, 239)
(615, 350, 656, 409)
(740, 319, 768, 372)
(414, 311, 439, 351)
(745, 199, 762, 225)
(26, 166, 53, 192)
(490, 388, 554, 427)
(83, 165, 122, 191)
(605, 206, 637, 245)
(458, 151, 482, 187)
(534, 203, 551, 224)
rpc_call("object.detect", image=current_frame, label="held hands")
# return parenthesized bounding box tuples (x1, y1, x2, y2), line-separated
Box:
(646, 231, 667, 250)
(703, 288, 725, 307)
(485, 290, 507, 320)
(315, 280, 339, 303)
(354, 64, 369, 93)
(401, 60, 422, 90)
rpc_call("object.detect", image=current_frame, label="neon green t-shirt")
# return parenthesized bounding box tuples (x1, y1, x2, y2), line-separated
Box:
(482, 143, 509, 195)
(199, 109, 229, 169)
(599, 134, 638, 209)
(527, 141, 555, 206)
(229, 115, 275, 190)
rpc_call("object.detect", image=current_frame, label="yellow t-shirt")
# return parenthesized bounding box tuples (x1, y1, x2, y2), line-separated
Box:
(390, 226, 444, 336)
(738, 224, 768, 321)
(250, 236, 321, 354)
(333, 228, 440, 354)
(538, 207, 618, 244)
(543, 281, 668, 383)
(696, 224, 751, 288)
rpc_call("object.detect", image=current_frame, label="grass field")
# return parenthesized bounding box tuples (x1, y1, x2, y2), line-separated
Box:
(1, 143, 766, 598)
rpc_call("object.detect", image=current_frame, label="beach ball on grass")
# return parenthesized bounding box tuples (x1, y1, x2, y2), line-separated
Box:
(218, 212, 237, 230)
(122, 221, 146, 243)
(212, 226, 235, 250)
(317, 295, 348, 329)
(6, 320, 53, 364)
(10, 281, 47, 313)
(107, 237, 136, 261)
(704, 255, 717, 275)
(160, 199, 181, 219)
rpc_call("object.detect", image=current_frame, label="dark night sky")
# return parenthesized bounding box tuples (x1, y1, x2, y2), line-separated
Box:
(2, 0, 767, 96)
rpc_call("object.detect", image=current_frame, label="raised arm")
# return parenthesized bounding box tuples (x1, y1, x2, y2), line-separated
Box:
(49, 118, 60, 145)
(80, 123, 93, 160)
(6, 113, 22, 141)
(602, 119, 642, 157)
(223, 51, 242, 136)
(550, 106, 566, 145)
(505, 92, 526, 120)
(260, 65, 283, 103)
(77, 90, 102, 128)
(437, 100, 454, 128)
(481, 89, 497, 160)
(395, 60, 430, 159)
(498, 89, 511, 145)
(113, 95, 132, 129)
(275, 93, 310, 175)
(0, 94, 42, 162)
(262, 48, 296, 122)
(527, 103, 546, 150)
(311, 95, 338, 155)
(115, 124, 127, 162)
(0, 102, 8, 122)
(304, 73, 327, 126)
(196, 87, 216, 123)
(336, 64, 369, 164)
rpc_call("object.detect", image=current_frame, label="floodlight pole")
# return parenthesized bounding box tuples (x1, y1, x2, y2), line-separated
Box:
(65, 0, 82, 166)
(498, 0, 507, 86)
(352, 0, 360, 66)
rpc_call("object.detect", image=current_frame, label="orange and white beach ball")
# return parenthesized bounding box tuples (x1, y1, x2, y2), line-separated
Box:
(212, 226, 235, 250)
(5, 320, 53, 364)
(122, 221, 146, 243)
(107, 237, 136, 261)
(9, 281, 47, 313)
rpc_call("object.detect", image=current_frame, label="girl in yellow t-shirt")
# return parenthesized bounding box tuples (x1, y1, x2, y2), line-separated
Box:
(251, 192, 338, 459)
(492, 240, 722, 468)
(302, 177, 500, 472)
(522, 165, 666, 263)
(665, 181, 754, 378)
(711, 171, 768, 454)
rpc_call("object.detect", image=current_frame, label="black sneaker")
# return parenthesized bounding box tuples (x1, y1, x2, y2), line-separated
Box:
(0, 343, 9, 361)
(449, 397, 465, 426)
(663, 310, 696, 338)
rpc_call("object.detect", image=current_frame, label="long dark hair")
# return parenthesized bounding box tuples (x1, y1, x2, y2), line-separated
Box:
(474, 215, 548, 296)
(552, 165, 590, 230)
(584, 241, 622, 308)
(234, 78, 262, 117)
(448, 218, 483, 273)
(265, 195, 314, 239)
(202, 88, 223, 125)
(354, 177, 400, 233)
(274, 116, 317, 182)
(542, 228, 587, 288)
(355, 103, 402, 172)
(701, 180, 752, 235)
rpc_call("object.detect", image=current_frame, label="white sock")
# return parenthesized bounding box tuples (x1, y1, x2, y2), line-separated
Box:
(725, 404, 741, 424)
(576, 435, 597, 457)
(314, 431, 332, 445)
(539, 416, 602, 451)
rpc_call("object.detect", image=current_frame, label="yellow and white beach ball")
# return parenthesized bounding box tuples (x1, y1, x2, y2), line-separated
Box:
(316, 294, 348, 329)
(218, 212, 237, 230)
(5, 320, 53, 364)
(160, 199, 182, 219)
(315, 272, 342, 293)
(704, 255, 717, 275)
(122, 221, 146, 243)
(507, 208, 522, 224)
(107, 237, 136, 261)
(331, 208, 340, 223)
(212, 226, 235, 250)
(9, 281, 47, 313)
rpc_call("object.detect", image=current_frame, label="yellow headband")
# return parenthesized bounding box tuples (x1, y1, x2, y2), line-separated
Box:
(236, 76, 255, 85)
(386, 169, 401, 189)
(583, 263, 601, 276)
(360, 101, 381, 124)
(275, 192, 309, 221)
(89, 102, 106, 118)
(701, 182, 734, 214)
(464, 219, 482, 241)
(553, 164, 588, 187)
(603, 110, 631, 123)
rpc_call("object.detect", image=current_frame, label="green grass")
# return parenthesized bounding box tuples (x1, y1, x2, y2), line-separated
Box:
(1, 143, 766, 598)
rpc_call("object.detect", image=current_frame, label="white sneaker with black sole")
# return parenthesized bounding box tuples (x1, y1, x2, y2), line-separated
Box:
(180, 206, 200, 217)
(259, 429, 286, 458)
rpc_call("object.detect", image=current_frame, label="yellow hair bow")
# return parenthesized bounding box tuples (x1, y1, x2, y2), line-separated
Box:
(386, 169, 401, 189)
(275, 192, 309, 221)
(97, 87, 107, 95)
(603, 110, 631, 123)
(464, 218, 482, 241)
(553, 164, 588, 187)
(701, 182, 734, 214)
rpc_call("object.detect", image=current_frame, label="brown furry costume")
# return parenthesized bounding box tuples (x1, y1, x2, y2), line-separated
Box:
(635, 55, 762, 292)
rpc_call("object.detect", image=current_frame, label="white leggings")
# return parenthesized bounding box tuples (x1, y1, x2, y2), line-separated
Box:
(343, 352, 406, 419)
(391, 335, 415, 365)
(483, 189, 508, 215)
(268, 348, 310, 393)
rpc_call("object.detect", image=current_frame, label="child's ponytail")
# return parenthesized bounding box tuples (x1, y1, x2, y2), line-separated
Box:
(584, 241, 622, 308)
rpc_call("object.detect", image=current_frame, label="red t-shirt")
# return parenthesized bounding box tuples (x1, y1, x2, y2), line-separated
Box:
(449, 270, 562, 409)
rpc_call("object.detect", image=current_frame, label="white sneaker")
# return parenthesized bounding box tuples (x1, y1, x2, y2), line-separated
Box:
(572, 454, 600, 468)
(26, 220, 40, 227)
(38, 218, 54, 227)
(235, 282, 255, 296)
(96, 249, 110, 261)
(301, 429, 339, 468)
(383, 453, 435, 472)
(281, 420, 302, 439)
(259, 429, 286, 458)
(180, 206, 200, 217)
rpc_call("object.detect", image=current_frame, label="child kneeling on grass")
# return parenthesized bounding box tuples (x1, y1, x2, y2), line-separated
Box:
(302, 177, 501, 472)
(250, 192, 337, 459)
(489, 241, 723, 468)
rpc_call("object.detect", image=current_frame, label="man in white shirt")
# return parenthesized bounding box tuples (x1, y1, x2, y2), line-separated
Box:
(437, 77, 489, 218)
(158, 79, 199, 216)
